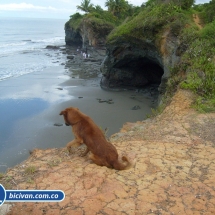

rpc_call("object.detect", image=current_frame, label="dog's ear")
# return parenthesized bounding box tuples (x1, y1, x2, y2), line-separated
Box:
(59, 110, 66, 115)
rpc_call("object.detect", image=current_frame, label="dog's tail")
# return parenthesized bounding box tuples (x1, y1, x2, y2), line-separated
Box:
(113, 155, 132, 170)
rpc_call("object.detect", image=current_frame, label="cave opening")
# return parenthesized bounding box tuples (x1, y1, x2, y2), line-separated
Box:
(113, 56, 164, 89)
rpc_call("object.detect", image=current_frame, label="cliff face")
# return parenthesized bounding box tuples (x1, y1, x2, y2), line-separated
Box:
(98, 2, 192, 94)
(65, 2, 189, 96)
(65, 18, 181, 94)
(65, 18, 114, 48)
(100, 29, 180, 93)
(65, 28, 82, 46)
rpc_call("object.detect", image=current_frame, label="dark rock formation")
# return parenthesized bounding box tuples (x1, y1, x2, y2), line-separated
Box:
(65, 18, 114, 48)
(100, 30, 180, 94)
(45, 45, 60, 50)
(65, 17, 180, 95)
(100, 43, 163, 89)
(65, 28, 82, 46)
(67, 55, 75, 60)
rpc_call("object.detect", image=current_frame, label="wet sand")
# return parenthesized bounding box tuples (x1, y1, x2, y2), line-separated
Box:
(0, 47, 158, 172)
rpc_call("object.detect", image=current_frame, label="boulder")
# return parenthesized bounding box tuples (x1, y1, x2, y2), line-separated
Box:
(67, 55, 75, 60)
(45, 45, 59, 50)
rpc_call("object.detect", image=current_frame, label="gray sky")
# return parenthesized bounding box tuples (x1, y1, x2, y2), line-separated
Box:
(0, 0, 211, 19)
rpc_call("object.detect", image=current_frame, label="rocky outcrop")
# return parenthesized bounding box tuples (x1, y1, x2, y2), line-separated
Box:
(100, 29, 180, 93)
(65, 14, 181, 95)
(65, 28, 82, 46)
(65, 18, 114, 48)
(80, 18, 114, 48)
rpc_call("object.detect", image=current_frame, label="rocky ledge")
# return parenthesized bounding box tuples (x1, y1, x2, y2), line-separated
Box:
(1, 89, 215, 215)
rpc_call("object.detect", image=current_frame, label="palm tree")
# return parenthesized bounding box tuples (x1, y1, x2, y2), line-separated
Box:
(115, 0, 128, 17)
(105, 0, 128, 18)
(105, 0, 116, 14)
(76, 0, 94, 13)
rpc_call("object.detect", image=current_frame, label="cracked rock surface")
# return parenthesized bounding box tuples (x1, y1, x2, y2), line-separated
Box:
(1, 90, 215, 215)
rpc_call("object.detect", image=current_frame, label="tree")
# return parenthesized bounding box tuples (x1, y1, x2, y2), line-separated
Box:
(70, 12, 83, 20)
(179, 0, 194, 10)
(76, 0, 94, 13)
(105, 0, 116, 14)
(203, 0, 215, 23)
(105, 0, 129, 18)
(90, 5, 104, 14)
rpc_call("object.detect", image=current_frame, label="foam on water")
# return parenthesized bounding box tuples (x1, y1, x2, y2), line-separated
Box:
(0, 36, 64, 56)
(0, 63, 48, 81)
(0, 18, 66, 81)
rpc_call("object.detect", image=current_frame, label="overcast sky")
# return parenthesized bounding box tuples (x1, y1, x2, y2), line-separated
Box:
(0, 0, 211, 19)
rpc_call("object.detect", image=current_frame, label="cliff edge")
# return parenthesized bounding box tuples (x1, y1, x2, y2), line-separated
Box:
(1, 89, 215, 215)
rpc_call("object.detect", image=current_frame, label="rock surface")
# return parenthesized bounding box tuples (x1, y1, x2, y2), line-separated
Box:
(2, 89, 215, 214)
(62, 45, 106, 82)
(100, 29, 180, 92)
(65, 18, 114, 48)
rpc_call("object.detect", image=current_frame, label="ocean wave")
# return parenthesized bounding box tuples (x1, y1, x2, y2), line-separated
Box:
(0, 41, 27, 48)
(0, 18, 66, 82)
(0, 64, 47, 82)
(0, 36, 65, 58)
(0, 48, 66, 82)
(31, 36, 64, 44)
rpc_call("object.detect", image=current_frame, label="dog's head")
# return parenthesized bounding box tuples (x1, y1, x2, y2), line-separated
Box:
(59, 107, 80, 126)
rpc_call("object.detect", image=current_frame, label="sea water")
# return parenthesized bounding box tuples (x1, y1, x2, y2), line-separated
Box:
(0, 17, 71, 172)
(0, 17, 67, 81)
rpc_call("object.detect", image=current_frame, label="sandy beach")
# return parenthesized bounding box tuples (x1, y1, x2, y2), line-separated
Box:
(0, 47, 158, 172)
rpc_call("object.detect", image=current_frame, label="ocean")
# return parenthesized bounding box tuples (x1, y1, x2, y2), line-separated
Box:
(0, 17, 67, 81)
(0, 17, 71, 172)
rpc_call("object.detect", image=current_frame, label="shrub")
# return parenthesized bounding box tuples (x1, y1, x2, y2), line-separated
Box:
(25, 166, 37, 175)
(200, 20, 215, 45)
(200, 0, 215, 23)
(180, 36, 215, 111)
(65, 13, 84, 30)
(107, 2, 189, 43)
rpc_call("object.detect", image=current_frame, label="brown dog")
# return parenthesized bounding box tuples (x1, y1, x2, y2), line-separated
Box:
(60, 107, 131, 170)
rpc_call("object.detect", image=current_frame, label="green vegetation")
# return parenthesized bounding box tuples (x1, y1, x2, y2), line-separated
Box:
(76, 0, 94, 13)
(65, 13, 84, 30)
(0, 172, 4, 179)
(65, 0, 141, 31)
(180, 30, 215, 112)
(0, 174, 13, 190)
(193, 0, 215, 23)
(107, 3, 188, 43)
(66, 0, 215, 112)
(166, 14, 215, 112)
(25, 166, 37, 175)
(105, 0, 140, 19)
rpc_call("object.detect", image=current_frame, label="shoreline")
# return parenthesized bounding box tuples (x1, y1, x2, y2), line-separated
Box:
(0, 46, 157, 173)
(0, 65, 72, 172)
